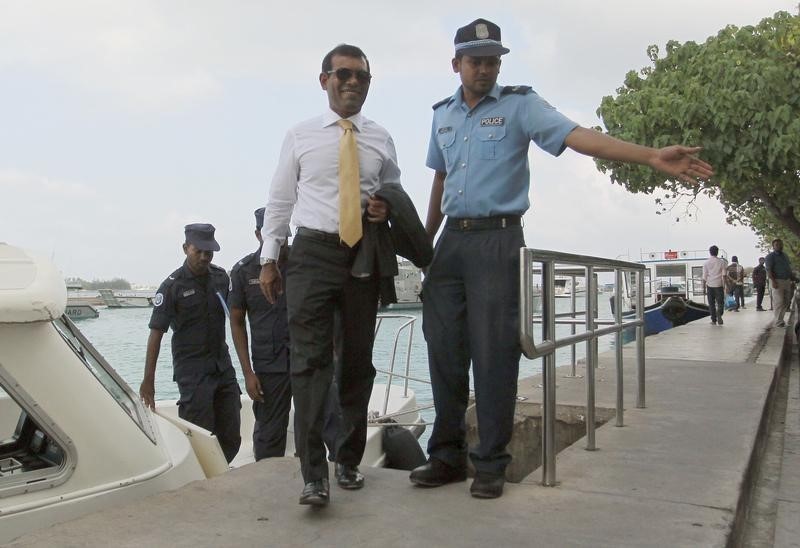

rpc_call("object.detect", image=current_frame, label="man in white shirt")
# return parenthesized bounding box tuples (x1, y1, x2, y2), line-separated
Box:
(259, 44, 397, 507)
(702, 245, 727, 325)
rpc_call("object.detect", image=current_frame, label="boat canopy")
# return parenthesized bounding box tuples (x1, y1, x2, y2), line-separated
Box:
(0, 243, 66, 323)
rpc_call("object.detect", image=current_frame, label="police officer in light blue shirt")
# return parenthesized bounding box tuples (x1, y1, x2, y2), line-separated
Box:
(411, 18, 715, 499)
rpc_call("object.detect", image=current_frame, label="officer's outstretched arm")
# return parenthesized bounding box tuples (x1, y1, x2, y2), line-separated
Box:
(140, 328, 164, 410)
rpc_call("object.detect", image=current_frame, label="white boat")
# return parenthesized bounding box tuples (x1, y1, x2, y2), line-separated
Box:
(380, 260, 423, 311)
(64, 303, 100, 320)
(0, 243, 424, 544)
(97, 288, 153, 308)
(614, 249, 723, 339)
(554, 276, 586, 298)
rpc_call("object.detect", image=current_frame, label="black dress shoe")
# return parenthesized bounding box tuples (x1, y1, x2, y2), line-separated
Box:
(299, 479, 329, 506)
(409, 458, 466, 487)
(470, 473, 505, 499)
(335, 463, 365, 490)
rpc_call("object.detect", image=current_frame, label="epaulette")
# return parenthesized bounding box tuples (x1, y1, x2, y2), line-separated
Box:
(209, 263, 227, 273)
(166, 266, 183, 282)
(432, 96, 452, 110)
(233, 251, 256, 270)
(501, 85, 533, 95)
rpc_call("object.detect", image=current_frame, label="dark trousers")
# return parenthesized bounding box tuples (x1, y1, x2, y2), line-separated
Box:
(422, 224, 524, 476)
(286, 233, 379, 482)
(252, 372, 292, 460)
(707, 286, 724, 323)
(755, 284, 765, 308)
(177, 372, 242, 463)
(732, 285, 745, 309)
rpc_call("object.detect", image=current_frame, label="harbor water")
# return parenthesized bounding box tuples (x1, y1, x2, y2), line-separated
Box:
(76, 295, 613, 450)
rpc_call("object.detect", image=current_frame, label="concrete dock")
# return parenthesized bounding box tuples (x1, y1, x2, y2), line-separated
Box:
(7, 305, 799, 547)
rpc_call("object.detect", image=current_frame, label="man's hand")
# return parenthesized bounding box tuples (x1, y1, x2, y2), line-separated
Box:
(650, 146, 714, 184)
(139, 379, 156, 410)
(367, 195, 389, 223)
(243, 371, 264, 402)
(259, 263, 283, 304)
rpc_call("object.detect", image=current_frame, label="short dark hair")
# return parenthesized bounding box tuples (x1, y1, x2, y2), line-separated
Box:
(321, 44, 370, 74)
(709, 245, 719, 256)
(772, 238, 782, 245)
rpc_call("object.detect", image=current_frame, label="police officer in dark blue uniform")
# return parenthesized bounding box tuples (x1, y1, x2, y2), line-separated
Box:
(140, 223, 242, 463)
(411, 18, 714, 499)
(229, 208, 292, 460)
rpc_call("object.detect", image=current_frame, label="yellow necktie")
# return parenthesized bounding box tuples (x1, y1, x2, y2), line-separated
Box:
(337, 119, 362, 247)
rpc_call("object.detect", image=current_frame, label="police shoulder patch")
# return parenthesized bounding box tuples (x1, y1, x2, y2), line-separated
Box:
(501, 85, 533, 95)
(153, 293, 164, 307)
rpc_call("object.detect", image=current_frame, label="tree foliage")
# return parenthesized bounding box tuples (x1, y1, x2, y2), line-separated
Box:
(595, 10, 800, 261)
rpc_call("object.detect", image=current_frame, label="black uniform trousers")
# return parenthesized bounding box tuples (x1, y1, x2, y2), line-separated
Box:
(177, 370, 242, 463)
(286, 231, 379, 482)
(252, 372, 292, 460)
(422, 223, 524, 477)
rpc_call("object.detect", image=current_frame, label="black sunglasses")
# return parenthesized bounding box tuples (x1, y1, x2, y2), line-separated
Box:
(326, 68, 372, 84)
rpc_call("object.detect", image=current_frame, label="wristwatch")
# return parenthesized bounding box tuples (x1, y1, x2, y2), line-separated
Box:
(259, 257, 277, 266)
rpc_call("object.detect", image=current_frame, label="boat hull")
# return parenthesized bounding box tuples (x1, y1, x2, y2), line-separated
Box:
(618, 297, 710, 343)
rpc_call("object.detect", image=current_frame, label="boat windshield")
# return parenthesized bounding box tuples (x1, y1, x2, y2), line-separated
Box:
(52, 316, 156, 443)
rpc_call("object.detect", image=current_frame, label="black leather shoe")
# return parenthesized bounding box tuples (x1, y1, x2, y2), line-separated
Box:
(470, 473, 505, 499)
(409, 458, 466, 487)
(299, 479, 329, 506)
(335, 463, 365, 490)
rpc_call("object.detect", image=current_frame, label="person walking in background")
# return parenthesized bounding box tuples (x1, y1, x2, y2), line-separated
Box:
(229, 208, 291, 460)
(765, 238, 798, 328)
(140, 223, 242, 463)
(703, 245, 727, 325)
(411, 17, 714, 500)
(752, 257, 767, 311)
(726, 255, 745, 311)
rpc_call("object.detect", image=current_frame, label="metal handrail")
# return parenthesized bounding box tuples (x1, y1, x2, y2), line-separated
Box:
(520, 248, 647, 486)
(371, 313, 432, 429)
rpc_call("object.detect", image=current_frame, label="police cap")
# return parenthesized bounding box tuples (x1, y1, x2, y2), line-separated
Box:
(454, 18, 510, 57)
(184, 223, 220, 252)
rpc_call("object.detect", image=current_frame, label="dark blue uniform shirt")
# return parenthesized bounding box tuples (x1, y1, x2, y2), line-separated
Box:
(228, 249, 290, 374)
(149, 261, 234, 382)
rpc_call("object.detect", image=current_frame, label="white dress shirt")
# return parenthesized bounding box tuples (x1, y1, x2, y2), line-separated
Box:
(260, 108, 402, 261)
(702, 256, 727, 288)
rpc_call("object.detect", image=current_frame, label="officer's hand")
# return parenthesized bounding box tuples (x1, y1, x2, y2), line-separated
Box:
(244, 371, 264, 402)
(139, 380, 156, 410)
(259, 263, 283, 304)
(650, 145, 714, 184)
(367, 195, 389, 223)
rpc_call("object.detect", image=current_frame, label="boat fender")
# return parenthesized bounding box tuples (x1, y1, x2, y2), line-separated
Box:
(661, 296, 687, 323)
(382, 424, 427, 471)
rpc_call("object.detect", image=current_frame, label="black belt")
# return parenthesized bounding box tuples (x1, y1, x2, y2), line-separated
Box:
(296, 227, 345, 245)
(446, 215, 521, 231)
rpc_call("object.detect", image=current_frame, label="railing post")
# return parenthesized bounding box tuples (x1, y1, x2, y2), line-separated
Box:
(585, 266, 596, 451)
(614, 269, 624, 427)
(542, 259, 557, 486)
(569, 276, 577, 377)
(636, 269, 646, 408)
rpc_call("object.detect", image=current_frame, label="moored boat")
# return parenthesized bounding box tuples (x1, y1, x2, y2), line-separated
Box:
(0, 243, 424, 543)
(613, 249, 721, 340)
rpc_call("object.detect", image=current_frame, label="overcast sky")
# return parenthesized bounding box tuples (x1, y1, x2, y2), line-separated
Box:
(2, 1, 795, 286)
